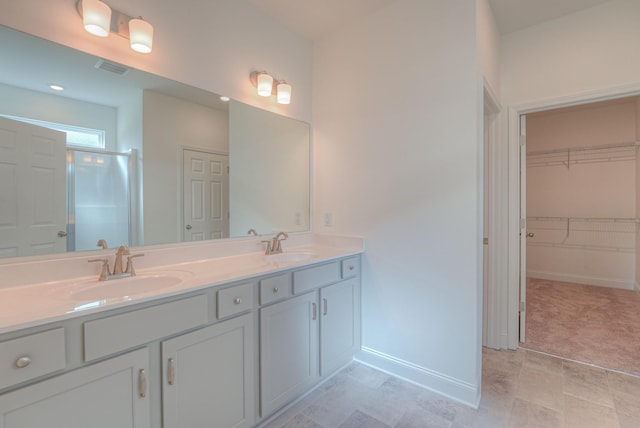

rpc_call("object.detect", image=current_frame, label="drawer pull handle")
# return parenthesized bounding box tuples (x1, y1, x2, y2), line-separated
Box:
(168, 358, 176, 385)
(312, 302, 317, 320)
(273, 287, 279, 293)
(234, 297, 242, 305)
(323, 298, 328, 315)
(138, 369, 147, 398)
(15, 356, 31, 368)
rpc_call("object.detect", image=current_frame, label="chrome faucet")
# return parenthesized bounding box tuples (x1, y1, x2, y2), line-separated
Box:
(96, 239, 108, 249)
(247, 229, 258, 236)
(261, 232, 288, 255)
(88, 245, 144, 281)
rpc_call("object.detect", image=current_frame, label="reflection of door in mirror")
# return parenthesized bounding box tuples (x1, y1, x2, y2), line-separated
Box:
(183, 149, 229, 241)
(0, 117, 66, 258)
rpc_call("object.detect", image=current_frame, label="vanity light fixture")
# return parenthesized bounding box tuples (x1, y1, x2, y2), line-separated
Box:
(220, 96, 230, 102)
(277, 81, 291, 105)
(49, 84, 65, 91)
(250, 71, 293, 105)
(76, 0, 154, 54)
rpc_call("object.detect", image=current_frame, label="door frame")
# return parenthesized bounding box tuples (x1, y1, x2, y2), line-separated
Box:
(506, 82, 640, 349)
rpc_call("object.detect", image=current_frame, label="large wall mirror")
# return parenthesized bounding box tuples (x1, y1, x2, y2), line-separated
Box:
(0, 25, 310, 259)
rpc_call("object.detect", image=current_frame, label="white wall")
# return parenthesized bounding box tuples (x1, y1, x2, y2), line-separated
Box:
(142, 90, 229, 246)
(526, 99, 637, 289)
(0, 83, 117, 150)
(476, 0, 500, 97)
(313, 0, 483, 405)
(0, 0, 312, 123)
(229, 101, 309, 237)
(501, 0, 640, 106)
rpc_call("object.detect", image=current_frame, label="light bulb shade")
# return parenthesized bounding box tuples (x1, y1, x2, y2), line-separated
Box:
(257, 73, 274, 97)
(277, 82, 292, 104)
(82, 0, 112, 37)
(129, 18, 154, 53)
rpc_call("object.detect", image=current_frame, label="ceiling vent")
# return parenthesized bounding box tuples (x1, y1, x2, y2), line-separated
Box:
(94, 59, 130, 76)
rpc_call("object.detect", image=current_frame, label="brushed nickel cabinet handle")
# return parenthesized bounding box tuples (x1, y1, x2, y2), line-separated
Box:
(323, 298, 328, 316)
(349, 265, 354, 271)
(234, 297, 242, 305)
(15, 356, 32, 368)
(273, 287, 279, 293)
(312, 302, 317, 320)
(138, 369, 147, 398)
(168, 358, 176, 385)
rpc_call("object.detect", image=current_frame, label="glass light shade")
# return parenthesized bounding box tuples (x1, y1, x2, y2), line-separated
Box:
(129, 18, 154, 53)
(277, 82, 292, 105)
(257, 73, 274, 97)
(82, 0, 112, 37)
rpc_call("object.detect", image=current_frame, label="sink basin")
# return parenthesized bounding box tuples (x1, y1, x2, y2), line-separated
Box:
(72, 273, 187, 301)
(266, 252, 315, 263)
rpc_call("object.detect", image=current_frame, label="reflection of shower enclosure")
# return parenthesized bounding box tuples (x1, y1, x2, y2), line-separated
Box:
(67, 148, 132, 251)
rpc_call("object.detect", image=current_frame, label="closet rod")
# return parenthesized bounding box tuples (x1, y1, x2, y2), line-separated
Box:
(527, 141, 639, 157)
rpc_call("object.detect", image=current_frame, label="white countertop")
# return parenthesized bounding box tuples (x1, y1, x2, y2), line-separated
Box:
(0, 234, 364, 335)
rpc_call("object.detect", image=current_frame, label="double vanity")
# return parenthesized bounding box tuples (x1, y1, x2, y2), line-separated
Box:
(0, 234, 363, 428)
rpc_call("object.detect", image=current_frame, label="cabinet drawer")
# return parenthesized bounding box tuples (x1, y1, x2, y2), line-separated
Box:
(341, 257, 360, 278)
(84, 295, 208, 362)
(293, 261, 341, 295)
(259, 273, 292, 305)
(218, 282, 254, 319)
(0, 328, 65, 390)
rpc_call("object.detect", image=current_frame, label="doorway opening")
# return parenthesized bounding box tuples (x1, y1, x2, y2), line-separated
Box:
(515, 95, 640, 376)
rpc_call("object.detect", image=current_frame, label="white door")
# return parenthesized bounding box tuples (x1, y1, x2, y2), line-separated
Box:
(519, 114, 527, 343)
(0, 348, 150, 428)
(0, 117, 67, 258)
(183, 149, 229, 241)
(320, 279, 359, 376)
(162, 314, 254, 428)
(260, 292, 319, 417)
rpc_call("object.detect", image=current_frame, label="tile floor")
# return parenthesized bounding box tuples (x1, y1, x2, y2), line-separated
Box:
(262, 348, 640, 428)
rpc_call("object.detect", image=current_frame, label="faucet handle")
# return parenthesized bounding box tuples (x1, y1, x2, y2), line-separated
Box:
(88, 258, 110, 281)
(261, 240, 273, 255)
(125, 254, 144, 276)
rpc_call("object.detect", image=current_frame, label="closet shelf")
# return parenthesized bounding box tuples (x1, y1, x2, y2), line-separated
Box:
(526, 142, 639, 169)
(526, 217, 638, 252)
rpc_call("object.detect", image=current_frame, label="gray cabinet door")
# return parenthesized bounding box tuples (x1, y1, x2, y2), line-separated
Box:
(320, 278, 361, 376)
(260, 291, 319, 417)
(0, 348, 150, 428)
(162, 313, 254, 428)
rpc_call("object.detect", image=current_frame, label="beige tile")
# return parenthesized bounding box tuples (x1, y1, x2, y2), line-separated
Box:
(515, 366, 564, 412)
(562, 361, 614, 407)
(507, 398, 562, 428)
(450, 405, 508, 428)
(523, 351, 563, 375)
(564, 394, 619, 428)
(610, 389, 640, 428)
(395, 406, 452, 428)
(338, 410, 391, 428)
(607, 371, 640, 396)
(281, 413, 324, 428)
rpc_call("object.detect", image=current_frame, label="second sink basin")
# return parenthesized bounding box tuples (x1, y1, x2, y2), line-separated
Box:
(266, 252, 315, 263)
(72, 272, 190, 302)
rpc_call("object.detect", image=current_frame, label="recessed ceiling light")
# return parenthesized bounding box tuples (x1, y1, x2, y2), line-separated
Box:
(220, 96, 230, 102)
(49, 84, 64, 91)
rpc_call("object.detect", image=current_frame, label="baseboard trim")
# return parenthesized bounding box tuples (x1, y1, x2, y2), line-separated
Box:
(355, 347, 480, 409)
(527, 270, 634, 290)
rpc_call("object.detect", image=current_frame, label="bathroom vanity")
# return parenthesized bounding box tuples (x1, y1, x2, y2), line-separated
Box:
(0, 235, 362, 427)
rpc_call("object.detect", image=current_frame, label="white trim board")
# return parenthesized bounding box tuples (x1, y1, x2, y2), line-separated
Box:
(356, 347, 480, 409)
(527, 271, 635, 290)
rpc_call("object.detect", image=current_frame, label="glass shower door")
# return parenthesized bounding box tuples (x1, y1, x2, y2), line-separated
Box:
(67, 149, 131, 251)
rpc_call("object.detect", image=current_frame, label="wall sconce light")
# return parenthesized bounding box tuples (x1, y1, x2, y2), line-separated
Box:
(250, 71, 293, 105)
(76, 0, 154, 54)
